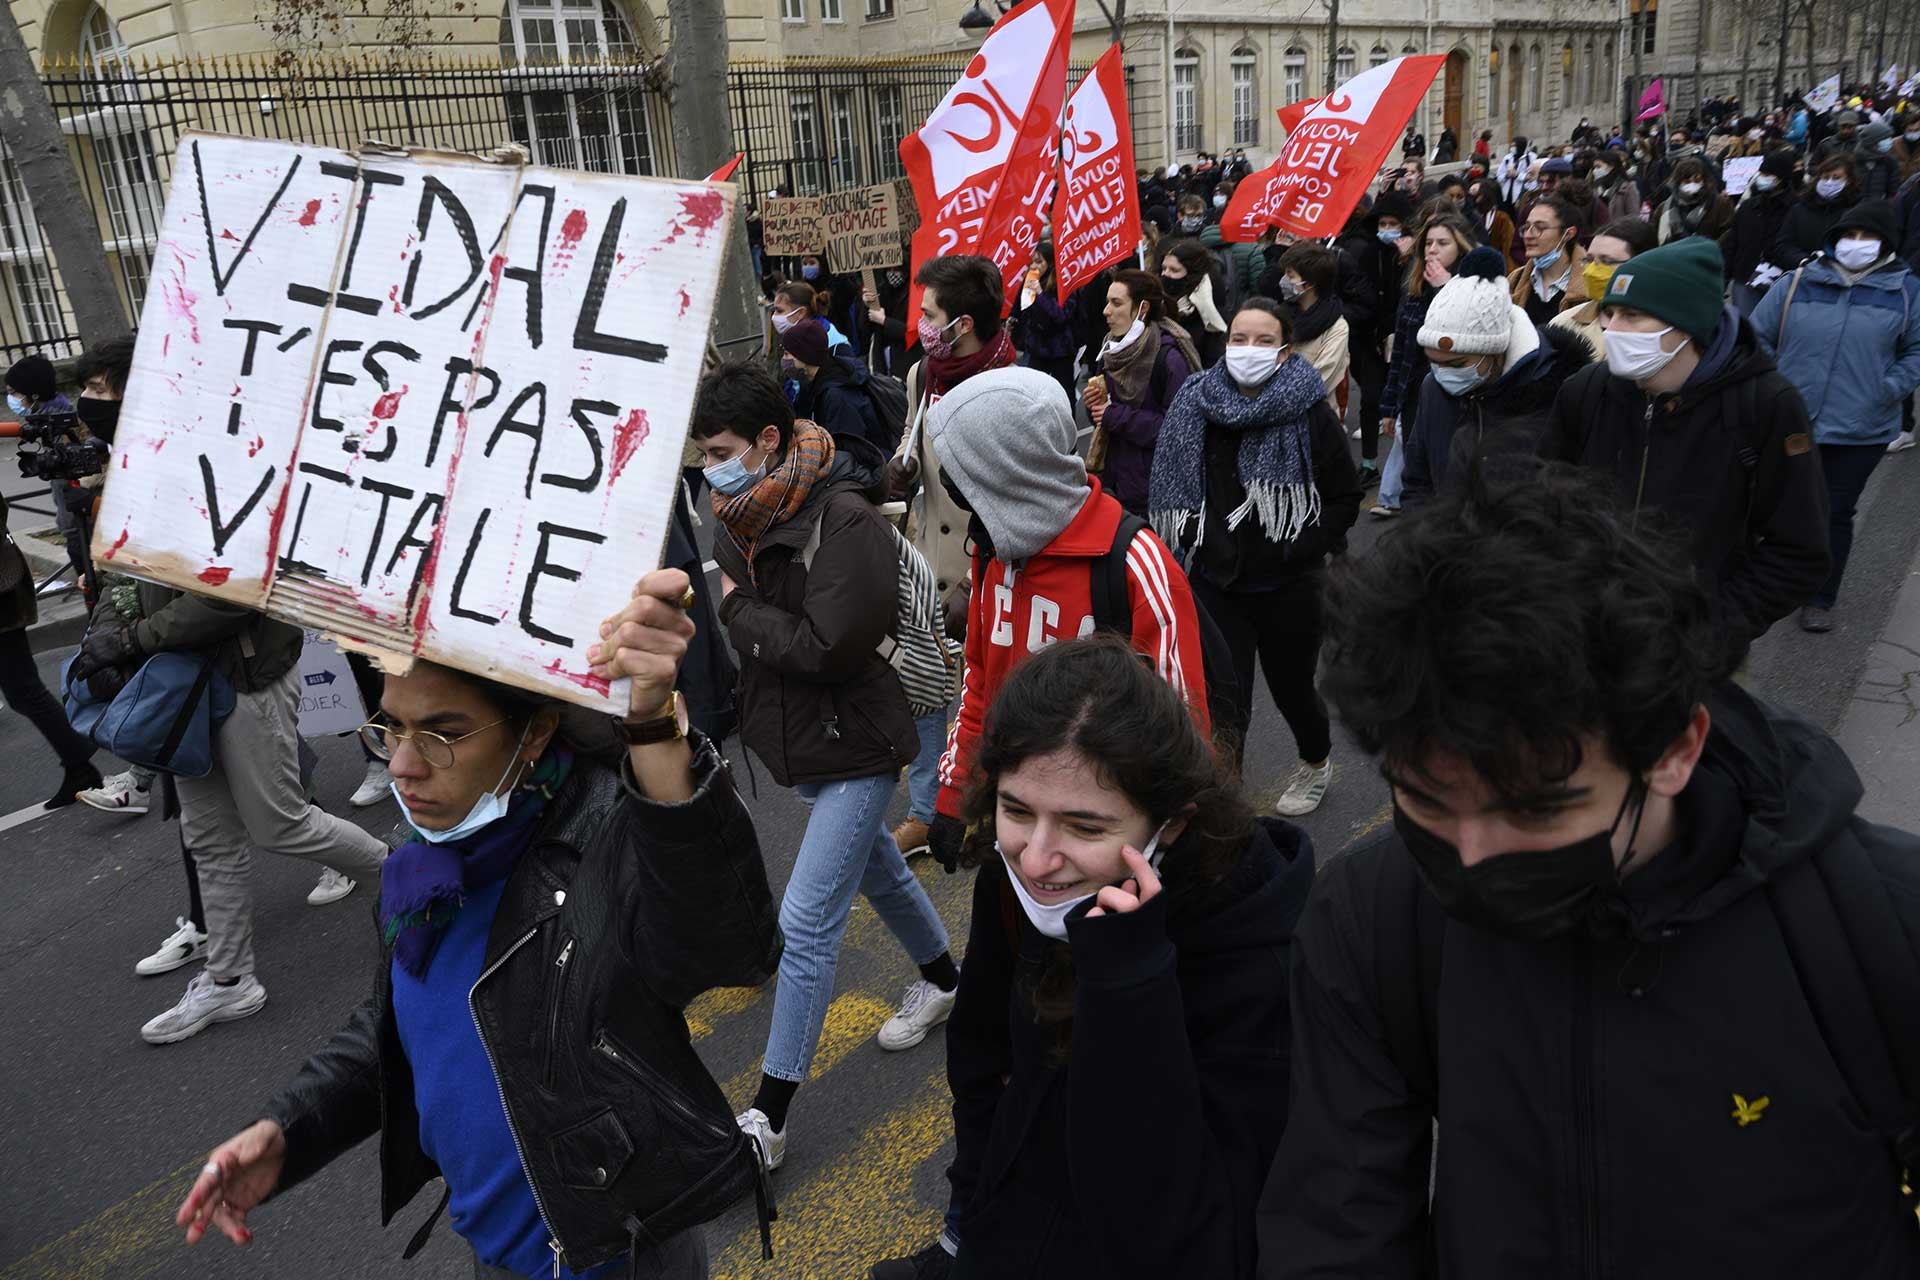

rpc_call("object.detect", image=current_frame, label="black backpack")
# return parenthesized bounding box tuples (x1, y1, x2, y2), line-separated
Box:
(1086, 512, 1249, 769)
(859, 371, 910, 454)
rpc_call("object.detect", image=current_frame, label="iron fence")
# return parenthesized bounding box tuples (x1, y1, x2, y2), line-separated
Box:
(0, 53, 1128, 364)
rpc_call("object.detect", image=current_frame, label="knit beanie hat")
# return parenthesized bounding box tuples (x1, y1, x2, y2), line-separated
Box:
(1596, 236, 1725, 345)
(1760, 149, 1797, 182)
(928, 367, 1088, 564)
(1371, 189, 1416, 224)
(4, 353, 55, 401)
(780, 317, 831, 368)
(1859, 122, 1894, 152)
(1417, 247, 1515, 355)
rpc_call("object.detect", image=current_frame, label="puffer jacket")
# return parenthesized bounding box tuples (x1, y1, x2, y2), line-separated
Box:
(1750, 252, 1920, 445)
(1258, 684, 1920, 1278)
(265, 742, 782, 1274)
(714, 434, 919, 787)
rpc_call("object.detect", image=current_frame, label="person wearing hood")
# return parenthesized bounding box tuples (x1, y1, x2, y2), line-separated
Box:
(1156, 238, 1230, 369)
(1509, 194, 1590, 325)
(697, 362, 961, 1176)
(1752, 200, 1920, 632)
(1404, 246, 1594, 505)
(1546, 236, 1829, 647)
(1724, 148, 1801, 313)
(782, 318, 889, 452)
(1085, 269, 1203, 515)
(1856, 120, 1903, 200)
(1652, 155, 1737, 246)
(1149, 298, 1362, 818)
(1269, 244, 1350, 420)
(1257, 461, 1920, 1280)
(1773, 151, 1861, 266)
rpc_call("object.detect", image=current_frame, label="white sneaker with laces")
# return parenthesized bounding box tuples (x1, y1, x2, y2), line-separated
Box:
(735, 1107, 786, 1172)
(78, 770, 151, 815)
(135, 916, 209, 977)
(307, 867, 357, 906)
(349, 761, 393, 809)
(141, 971, 268, 1045)
(1889, 432, 1916, 454)
(1274, 759, 1333, 817)
(877, 978, 958, 1051)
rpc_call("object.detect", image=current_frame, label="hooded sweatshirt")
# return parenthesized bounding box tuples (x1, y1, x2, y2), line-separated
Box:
(1260, 683, 1920, 1278)
(951, 818, 1315, 1280)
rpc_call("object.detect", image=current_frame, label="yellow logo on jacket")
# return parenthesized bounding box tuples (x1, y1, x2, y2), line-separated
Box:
(1731, 1093, 1771, 1127)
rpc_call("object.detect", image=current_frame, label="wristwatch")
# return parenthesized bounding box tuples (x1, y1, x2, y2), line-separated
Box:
(614, 690, 687, 745)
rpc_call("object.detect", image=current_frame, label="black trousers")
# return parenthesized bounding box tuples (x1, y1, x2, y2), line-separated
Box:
(1193, 573, 1332, 766)
(1813, 442, 1887, 608)
(0, 624, 94, 769)
(1350, 336, 1387, 463)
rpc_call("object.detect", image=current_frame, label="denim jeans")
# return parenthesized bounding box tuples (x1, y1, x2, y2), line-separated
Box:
(907, 712, 947, 823)
(1377, 431, 1407, 509)
(762, 772, 951, 1082)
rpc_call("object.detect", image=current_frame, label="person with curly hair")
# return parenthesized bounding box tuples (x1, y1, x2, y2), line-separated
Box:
(1258, 460, 1920, 1279)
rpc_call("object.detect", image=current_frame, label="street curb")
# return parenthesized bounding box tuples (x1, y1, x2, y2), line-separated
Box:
(1833, 461, 1920, 829)
(15, 524, 89, 651)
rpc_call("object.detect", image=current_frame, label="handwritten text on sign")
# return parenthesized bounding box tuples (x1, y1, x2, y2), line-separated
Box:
(758, 182, 903, 270)
(92, 134, 735, 709)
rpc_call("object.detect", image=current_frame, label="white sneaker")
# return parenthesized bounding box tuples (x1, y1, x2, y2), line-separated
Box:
(78, 770, 151, 815)
(349, 761, 393, 809)
(307, 867, 357, 906)
(1274, 759, 1333, 817)
(877, 978, 958, 1051)
(1369, 503, 1400, 519)
(735, 1107, 786, 1172)
(135, 916, 209, 977)
(140, 971, 267, 1045)
(1889, 432, 1916, 453)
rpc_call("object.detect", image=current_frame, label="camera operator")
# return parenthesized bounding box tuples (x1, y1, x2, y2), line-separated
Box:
(5, 347, 118, 607)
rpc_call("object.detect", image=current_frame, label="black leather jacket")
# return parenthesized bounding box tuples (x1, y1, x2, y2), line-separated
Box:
(263, 734, 782, 1272)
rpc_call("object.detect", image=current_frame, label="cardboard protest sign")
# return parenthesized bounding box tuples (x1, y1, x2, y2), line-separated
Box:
(1721, 155, 1762, 196)
(818, 184, 903, 272)
(295, 630, 367, 737)
(762, 195, 823, 255)
(93, 132, 735, 710)
(1054, 45, 1140, 301)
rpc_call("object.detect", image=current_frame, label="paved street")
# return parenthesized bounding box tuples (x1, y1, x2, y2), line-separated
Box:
(4, 443, 1919, 1280)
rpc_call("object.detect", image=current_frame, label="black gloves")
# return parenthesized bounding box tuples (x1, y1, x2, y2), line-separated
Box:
(928, 813, 967, 874)
(71, 619, 142, 683)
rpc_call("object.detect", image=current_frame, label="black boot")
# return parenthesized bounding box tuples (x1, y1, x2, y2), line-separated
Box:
(45, 761, 103, 810)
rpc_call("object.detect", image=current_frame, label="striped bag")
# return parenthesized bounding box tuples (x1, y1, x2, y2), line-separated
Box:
(798, 515, 959, 716)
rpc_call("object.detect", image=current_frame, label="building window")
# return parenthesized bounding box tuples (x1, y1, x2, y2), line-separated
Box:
(0, 154, 64, 346)
(1490, 56, 1500, 114)
(783, 0, 805, 22)
(864, 0, 892, 18)
(1634, 0, 1657, 54)
(1528, 43, 1543, 112)
(1370, 43, 1390, 69)
(1583, 39, 1596, 103)
(828, 90, 861, 186)
(791, 95, 824, 194)
(1230, 48, 1258, 146)
(1508, 43, 1523, 116)
(1561, 42, 1574, 107)
(821, 0, 841, 21)
(1174, 51, 1200, 152)
(1334, 46, 1356, 83)
(1602, 41, 1615, 105)
(75, 4, 164, 309)
(1283, 45, 1306, 102)
(873, 85, 906, 178)
(499, 0, 661, 174)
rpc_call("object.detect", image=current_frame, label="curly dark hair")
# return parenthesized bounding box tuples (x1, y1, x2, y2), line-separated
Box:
(1320, 459, 1737, 802)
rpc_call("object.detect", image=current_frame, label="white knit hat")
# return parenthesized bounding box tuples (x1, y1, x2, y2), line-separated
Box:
(1417, 246, 1515, 356)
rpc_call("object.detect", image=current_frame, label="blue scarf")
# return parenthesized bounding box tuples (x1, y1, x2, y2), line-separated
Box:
(379, 752, 571, 978)
(1149, 356, 1325, 554)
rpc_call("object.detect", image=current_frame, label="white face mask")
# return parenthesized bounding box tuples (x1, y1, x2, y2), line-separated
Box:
(1878, 138, 1896, 154)
(1817, 177, 1847, 200)
(392, 722, 531, 845)
(1593, 164, 1613, 180)
(770, 309, 800, 334)
(1604, 324, 1684, 384)
(1834, 237, 1884, 270)
(1102, 313, 1147, 358)
(998, 826, 1168, 941)
(1431, 361, 1489, 396)
(1753, 174, 1780, 192)
(1907, 131, 1920, 143)
(1679, 181, 1705, 197)
(1224, 344, 1285, 388)
(1212, 193, 1228, 209)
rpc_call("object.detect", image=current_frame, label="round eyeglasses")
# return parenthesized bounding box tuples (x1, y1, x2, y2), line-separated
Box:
(356, 718, 506, 770)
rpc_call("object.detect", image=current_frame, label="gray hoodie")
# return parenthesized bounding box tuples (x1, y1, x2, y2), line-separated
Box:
(926, 367, 1089, 565)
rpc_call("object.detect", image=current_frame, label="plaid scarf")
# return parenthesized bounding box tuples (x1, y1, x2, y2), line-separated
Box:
(712, 419, 836, 582)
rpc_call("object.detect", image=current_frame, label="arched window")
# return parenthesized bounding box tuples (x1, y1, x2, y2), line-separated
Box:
(1601, 40, 1615, 108)
(1231, 45, 1259, 146)
(1283, 44, 1307, 102)
(1370, 43, 1390, 69)
(1334, 44, 1356, 83)
(1528, 43, 1543, 113)
(1174, 47, 1201, 152)
(498, 0, 665, 175)
(1508, 43, 1523, 117)
(1489, 48, 1501, 115)
(1583, 39, 1596, 104)
(1561, 41, 1575, 108)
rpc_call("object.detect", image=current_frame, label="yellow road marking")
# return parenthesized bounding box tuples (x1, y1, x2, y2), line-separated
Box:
(719, 990, 897, 1109)
(686, 985, 765, 1041)
(709, 1069, 950, 1279)
(0, 1159, 198, 1280)
(1346, 800, 1393, 847)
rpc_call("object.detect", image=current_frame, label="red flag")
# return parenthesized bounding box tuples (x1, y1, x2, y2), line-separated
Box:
(1052, 46, 1139, 303)
(706, 153, 744, 183)
(1275, 96, 1322, 136)
(1222, 55, 1445, 244)
(899, 0, 1074, 339)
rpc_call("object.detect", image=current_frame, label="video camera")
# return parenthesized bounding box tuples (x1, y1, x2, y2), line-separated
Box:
(11, 411, 109, 482)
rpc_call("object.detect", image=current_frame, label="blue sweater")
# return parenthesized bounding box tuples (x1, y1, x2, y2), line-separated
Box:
(392, 878, 619, 1280)
(1751, 254, 1920, 445)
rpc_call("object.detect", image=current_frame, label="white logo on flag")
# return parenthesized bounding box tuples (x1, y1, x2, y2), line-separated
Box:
(918, 4, 1062, 198)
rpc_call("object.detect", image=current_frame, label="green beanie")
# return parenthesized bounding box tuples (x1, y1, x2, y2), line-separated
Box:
(1598, 237, 1726, 345)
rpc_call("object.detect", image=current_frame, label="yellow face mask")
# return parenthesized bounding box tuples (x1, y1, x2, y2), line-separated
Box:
(1583, 259, 1618, 303)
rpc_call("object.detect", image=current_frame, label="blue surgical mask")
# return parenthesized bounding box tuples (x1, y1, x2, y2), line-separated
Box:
(1532, 243, 1564, 274)
(392, 722, 532, 844)
(801, 263, 821, 281)
(704, 445, 767, 496)
(1378, 227, 1404, 245)
(5, 393, 25, 418)
(1432, 361, 1489, 396)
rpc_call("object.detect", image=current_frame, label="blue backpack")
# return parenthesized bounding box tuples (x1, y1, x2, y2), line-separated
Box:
(63, 650, 236, 778)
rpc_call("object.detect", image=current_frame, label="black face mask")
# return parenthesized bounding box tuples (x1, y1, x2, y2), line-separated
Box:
(1160, 272, 1200, 300)
(938, 468, 973, 513)
(1393, 779, 1647, 942)
(76, 396, 121, 442)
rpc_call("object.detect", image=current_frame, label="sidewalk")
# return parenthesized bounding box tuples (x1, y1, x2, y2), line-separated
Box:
(1832, 453, 1920, 829)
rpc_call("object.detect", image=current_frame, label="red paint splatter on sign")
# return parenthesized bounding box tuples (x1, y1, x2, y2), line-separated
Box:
(160, 262, 200, 344)
(609, 409, 649, 482)
(247, 435, 264, 458)
(662, 190, 729, 245)
(372, 386, 408, 418)
(104, 527, 129, 560)
(231, 384, 242, 396)
(162, 334, 170, 358)
(677, 287, 692, 317)
(297, 199, 322, 227)
(219, 228, 239, 241)
(544, 660, 611, 697)
(197, 566, 233, 586)
(559, 208, 589, 246)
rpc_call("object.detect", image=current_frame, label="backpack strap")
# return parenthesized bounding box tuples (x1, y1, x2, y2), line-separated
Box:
(1089, 512, 1147, 638)
(1774, 267, 1803, 349)
(1769, 834, 1920, 1206)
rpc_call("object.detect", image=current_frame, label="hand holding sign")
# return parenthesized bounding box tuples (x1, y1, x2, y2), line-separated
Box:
(588, 568, 697, 716)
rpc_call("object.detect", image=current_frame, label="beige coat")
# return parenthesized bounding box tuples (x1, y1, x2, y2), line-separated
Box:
(899, 361, 973, 610)
(1548, 299, 1606, 364)
(1292, 315, 1351, 418)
